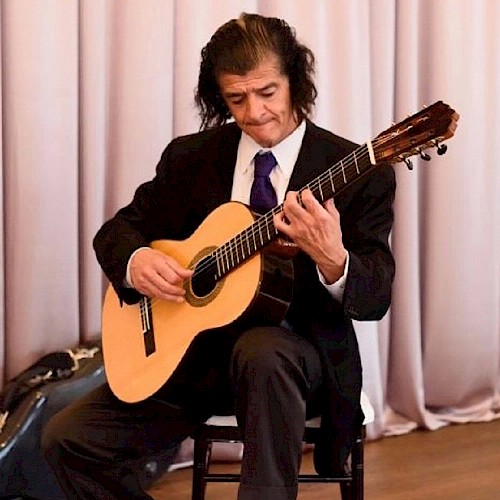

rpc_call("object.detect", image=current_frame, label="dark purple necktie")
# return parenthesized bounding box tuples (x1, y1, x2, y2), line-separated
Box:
(250, 151, 278, 215)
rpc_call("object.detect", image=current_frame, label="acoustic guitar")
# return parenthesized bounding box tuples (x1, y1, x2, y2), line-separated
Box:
(102, 100, 459, 403)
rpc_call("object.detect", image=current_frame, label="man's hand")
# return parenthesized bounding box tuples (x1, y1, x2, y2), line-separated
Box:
(273, 189, 347, 284)
(129, 248, 193, 302)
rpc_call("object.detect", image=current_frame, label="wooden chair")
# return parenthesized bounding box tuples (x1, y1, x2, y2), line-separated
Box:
(191, 392, 374, 500)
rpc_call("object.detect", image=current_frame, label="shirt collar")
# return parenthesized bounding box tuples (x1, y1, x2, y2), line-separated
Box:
(238, 120, 307, 179)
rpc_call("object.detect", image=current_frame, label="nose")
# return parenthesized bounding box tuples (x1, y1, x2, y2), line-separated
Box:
(244, 94, 265, 123)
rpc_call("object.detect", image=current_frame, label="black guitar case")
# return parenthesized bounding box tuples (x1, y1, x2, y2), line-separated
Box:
(0, 343, 106, 499)
(0, 342, 179, 499)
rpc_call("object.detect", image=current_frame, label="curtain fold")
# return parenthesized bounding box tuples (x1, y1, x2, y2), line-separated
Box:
(2, 0, 80, 380)
(1, 0, 499, 441)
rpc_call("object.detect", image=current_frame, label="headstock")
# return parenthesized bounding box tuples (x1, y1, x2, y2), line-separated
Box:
(372, 101, 459, 169)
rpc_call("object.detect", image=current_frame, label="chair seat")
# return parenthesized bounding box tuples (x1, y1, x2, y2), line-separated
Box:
(204, 390, 374, 428)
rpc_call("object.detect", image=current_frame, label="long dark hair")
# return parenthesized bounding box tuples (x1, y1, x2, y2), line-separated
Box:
(195, 13, 317, 130)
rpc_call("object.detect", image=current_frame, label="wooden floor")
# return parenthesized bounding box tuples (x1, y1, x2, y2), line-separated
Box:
(148, 417, 500, 499)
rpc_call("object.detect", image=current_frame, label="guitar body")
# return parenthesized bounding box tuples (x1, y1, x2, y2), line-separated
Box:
(102, 202, 293, 403)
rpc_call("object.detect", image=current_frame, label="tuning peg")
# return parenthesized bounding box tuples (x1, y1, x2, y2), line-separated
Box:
(436, 143, 447, 155)
(419, 150, 431, 161)
(404, 158, 413, 170)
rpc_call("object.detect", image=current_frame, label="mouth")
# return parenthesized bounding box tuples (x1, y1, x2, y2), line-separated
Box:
(244, 119, 272, 128)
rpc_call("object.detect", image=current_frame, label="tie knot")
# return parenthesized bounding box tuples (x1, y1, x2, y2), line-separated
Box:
(254, 151, 277, 178)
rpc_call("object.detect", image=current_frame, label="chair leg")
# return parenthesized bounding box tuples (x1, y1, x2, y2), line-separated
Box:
(192, 435, 212, 500)
(340, 481, 353, 500)
(354, 432, 364, 500)
(339, 429, 364, 500)
(351, 432, 364, 500)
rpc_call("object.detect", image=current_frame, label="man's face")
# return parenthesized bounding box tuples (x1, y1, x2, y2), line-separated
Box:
(218, 55, 298, 148)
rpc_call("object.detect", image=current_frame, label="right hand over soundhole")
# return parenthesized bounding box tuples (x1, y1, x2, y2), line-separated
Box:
(129, 248, 193, 303)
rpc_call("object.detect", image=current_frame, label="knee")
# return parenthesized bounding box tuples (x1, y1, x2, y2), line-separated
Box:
(231, 327, 291, 379)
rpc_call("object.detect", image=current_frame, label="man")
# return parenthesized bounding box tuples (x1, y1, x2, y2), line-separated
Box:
(42, 13, 395, 500)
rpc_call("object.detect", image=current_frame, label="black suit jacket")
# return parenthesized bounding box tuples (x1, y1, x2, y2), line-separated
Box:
(94, 120, 396, 474)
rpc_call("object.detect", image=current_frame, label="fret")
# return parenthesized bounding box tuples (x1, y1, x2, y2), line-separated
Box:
(215, 249, 222, 277)
(241, 240, 246, 262)
(271, 217, 277, 239)
(238, 241, 243, 264)
(214, 253, 220, 279)
(366, 140, 376, 165)
(354, 151, 360, 175)
(246, 232, 252, 255)
(239, 238, 246, 261)
(216, 250, 223, 275)
(341, 159, 347, 184)
(318, 181, 324, 201)
(223, 249, 229, 274)
(267, 216, 277, 241)
(238, 237, 246, 263)
(218, 255, 224, 279)
(264, 218, 270, 240)
(329, 169, 336, 193)
(232, 242, 239, 268)
(230, 246, 235, 268)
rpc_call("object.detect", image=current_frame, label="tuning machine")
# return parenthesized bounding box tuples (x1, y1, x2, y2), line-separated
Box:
(433, 140, 447, 155)
(437, 143, 447, 155)
(419, 149, 431, 161)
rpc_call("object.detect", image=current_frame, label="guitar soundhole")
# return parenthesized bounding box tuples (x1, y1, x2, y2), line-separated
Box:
(191, 255, 217, 298)
(185, 246, 224, 308)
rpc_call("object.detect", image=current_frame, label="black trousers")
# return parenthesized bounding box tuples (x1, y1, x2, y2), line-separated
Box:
(42, 326, 323, 500)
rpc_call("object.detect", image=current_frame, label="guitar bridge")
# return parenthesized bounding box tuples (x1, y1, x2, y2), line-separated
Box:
(140, 297, 156, 357)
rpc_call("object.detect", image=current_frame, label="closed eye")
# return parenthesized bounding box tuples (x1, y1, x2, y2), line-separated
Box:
(259, 84, 277, 98)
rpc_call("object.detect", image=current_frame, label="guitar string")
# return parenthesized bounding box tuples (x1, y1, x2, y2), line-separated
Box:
(144, 133, 405, 310)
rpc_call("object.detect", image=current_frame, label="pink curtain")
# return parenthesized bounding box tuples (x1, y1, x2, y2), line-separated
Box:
(1, 0, 499, 440)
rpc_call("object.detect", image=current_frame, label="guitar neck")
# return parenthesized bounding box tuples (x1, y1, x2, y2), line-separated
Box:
(299, 142, 375, 205)
(211, 142, 376, 281)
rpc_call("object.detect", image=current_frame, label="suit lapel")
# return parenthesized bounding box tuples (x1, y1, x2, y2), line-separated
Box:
(212, 123, 242, 202)
(287, 120, 325, 192)
(188, 123, 241, 227)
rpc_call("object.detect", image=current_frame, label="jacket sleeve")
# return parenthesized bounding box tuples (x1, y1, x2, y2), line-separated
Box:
(341, 164, 396, 321)
(93, 142, 182, 305)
